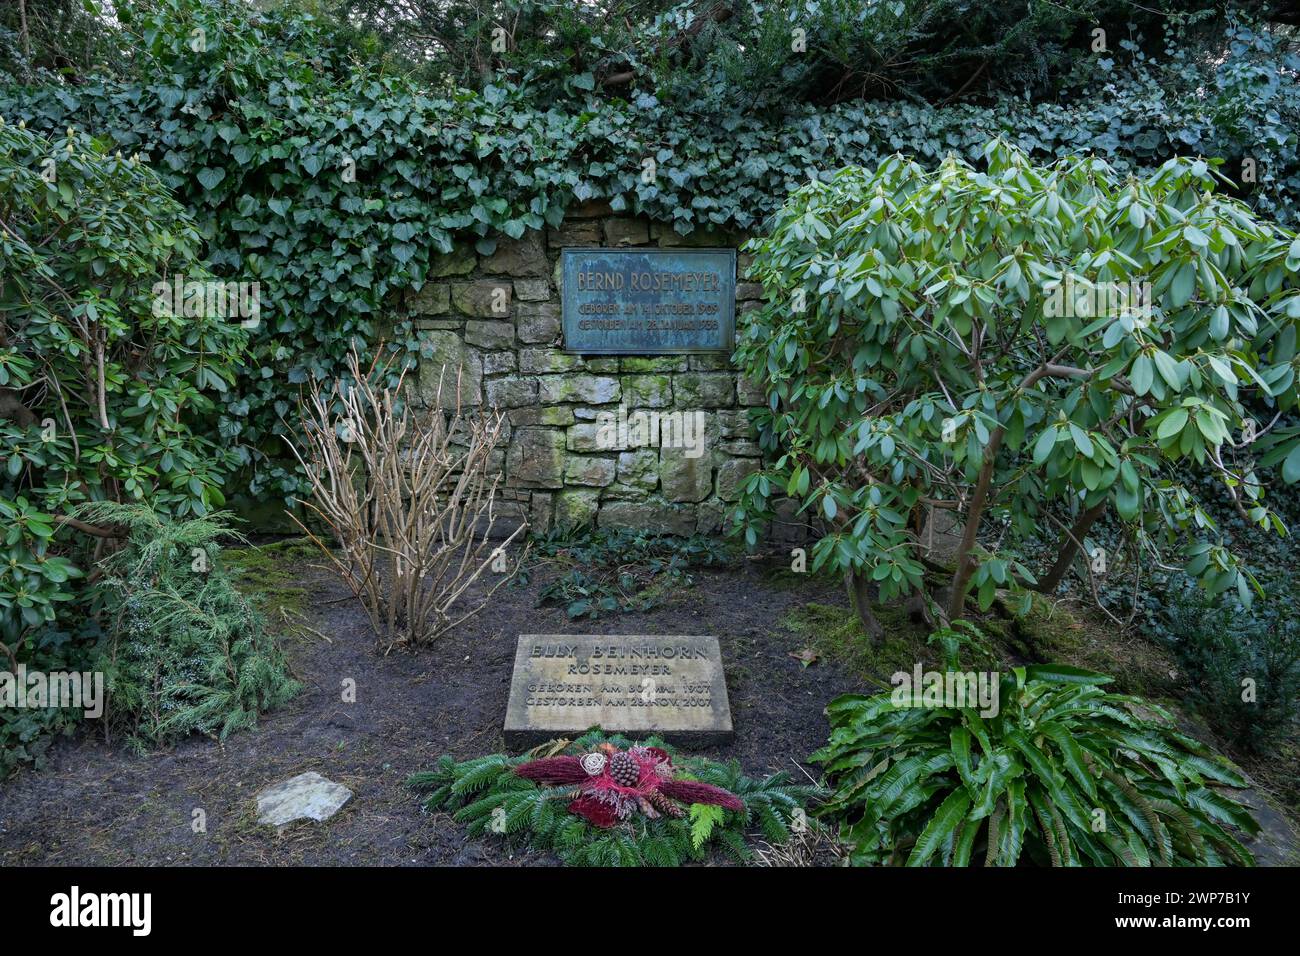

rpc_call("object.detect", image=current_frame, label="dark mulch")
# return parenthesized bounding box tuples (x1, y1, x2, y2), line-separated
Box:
(0, 555, 858, 866)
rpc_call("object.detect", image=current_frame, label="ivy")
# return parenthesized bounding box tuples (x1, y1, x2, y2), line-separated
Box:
(2, 1, 1297, 503)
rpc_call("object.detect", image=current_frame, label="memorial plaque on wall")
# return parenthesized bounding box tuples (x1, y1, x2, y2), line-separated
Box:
(504, 635, 734, 747)
(561, 248, 736, 354)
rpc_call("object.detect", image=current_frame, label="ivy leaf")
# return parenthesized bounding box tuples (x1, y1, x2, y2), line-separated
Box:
(196, 167, 225, 190)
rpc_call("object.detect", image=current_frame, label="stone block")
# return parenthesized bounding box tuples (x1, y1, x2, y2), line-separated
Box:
(451, 280, 512, 317)
(554, 489, 599, 528)
(566, 423, 604, 453)
(657, 225, 742, 248)
(506, 427, 566, 488)
(429, 246, 476, 277)
(483, 351, 517, 374)
(538, 374, 621, 405)
(621, 356, 688, 373)
(547, 220, 601, 246)
(517, 301, 562, 344)
(696, 499, 727, 534)
(520, 350, 619, 375)
(688, 353, 732, 371)
(598, 499, 697, 537)
(255, 772, 352, 827)
(486, 376, 539, 408)
(673, 372, 734, 408)
(417, 331, 481, 407)
(716, 458, 759, 502)
(509, 406, 576, 428)
(604, 217, 651, 246)
(617, 449, 659, 491)
(564, 456, 616, 487)
(737, 373, 767, 406)
(503, 634, 732, 747)
(407, 282, 450, 315)
(719, 439, 761, 457)
(717, 409, 758, 438)
(514, 278, 551, 302)
(659, 446, 713, 503)
(621, 374, 673, 408)
(482, 231, 548, 277)
(464, 320, 515, 349)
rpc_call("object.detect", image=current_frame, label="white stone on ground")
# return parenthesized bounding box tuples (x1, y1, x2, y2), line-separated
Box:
(256, 771, 352, 827)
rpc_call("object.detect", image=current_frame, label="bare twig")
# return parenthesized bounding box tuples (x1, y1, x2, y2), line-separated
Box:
(284, 346, 525, 650)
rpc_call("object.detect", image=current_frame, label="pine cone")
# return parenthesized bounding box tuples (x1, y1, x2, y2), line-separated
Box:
(646, 789, 685, 818)
(609, 750, 640, 787)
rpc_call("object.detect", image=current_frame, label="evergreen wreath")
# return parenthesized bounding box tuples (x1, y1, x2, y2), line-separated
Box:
(408, 731, 823, 866)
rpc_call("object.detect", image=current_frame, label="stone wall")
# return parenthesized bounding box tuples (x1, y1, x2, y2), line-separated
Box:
(404, 202, 768, 535)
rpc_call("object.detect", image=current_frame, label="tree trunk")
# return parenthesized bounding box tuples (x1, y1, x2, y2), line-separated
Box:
(945, 362, 1096, 618)
(1035, 500, 1108, 595)
(946, 425, 1006, 620)
(845, 568, 884, 645)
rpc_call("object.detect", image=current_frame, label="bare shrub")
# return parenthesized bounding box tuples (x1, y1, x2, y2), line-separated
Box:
(285, 348, 524, 650)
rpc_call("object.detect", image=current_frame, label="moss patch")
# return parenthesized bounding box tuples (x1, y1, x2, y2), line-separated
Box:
(782, 588, 1180, 702)
(224, 537, 321, 624)
(982, 592, 1179, 698)
(779, 600, 936, 689)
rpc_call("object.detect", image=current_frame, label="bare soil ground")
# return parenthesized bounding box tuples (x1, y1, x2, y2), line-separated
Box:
(2, 543, 1294, 866)
(0, 552, 858, 866)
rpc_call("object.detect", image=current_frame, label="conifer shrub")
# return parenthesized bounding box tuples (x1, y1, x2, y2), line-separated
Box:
(85, 503, 299, 751)
(1158, 579, 1300, 755)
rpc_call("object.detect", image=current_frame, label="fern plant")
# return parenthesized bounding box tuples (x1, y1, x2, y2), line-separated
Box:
(409, 731, 822, 867)
(82, 503, 299, 751)
(812, 627, 1260, 866)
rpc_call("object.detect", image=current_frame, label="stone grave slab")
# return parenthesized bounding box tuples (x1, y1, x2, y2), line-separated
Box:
(504, 634, 733, 747)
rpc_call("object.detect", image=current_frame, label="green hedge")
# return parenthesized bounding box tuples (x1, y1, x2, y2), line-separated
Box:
(2, 1, 1296, 502)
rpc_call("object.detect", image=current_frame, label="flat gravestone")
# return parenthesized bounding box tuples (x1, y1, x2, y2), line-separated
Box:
(504, 635, 733, 748)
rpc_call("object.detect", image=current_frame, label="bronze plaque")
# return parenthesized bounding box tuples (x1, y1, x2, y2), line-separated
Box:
(561, 248, 736, 354)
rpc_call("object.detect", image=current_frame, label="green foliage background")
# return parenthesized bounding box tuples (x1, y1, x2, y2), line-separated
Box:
(0, 115, 250, 773)
(3, 1, 1298, 503)
(2, 0, 1298, 790)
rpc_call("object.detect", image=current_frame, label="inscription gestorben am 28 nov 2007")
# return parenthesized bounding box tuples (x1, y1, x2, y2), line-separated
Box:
(504, 635, 734, 746)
